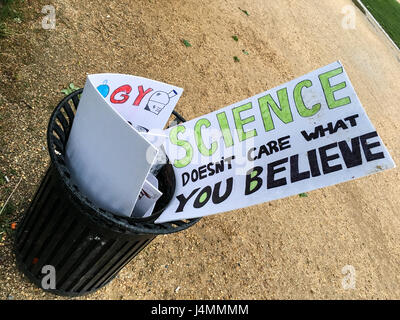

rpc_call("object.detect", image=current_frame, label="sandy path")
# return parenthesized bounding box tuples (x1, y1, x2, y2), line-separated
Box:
(0, 0, 399, 299)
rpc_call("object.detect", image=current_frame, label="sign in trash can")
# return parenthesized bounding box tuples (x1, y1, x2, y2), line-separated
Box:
(14, 75, 201, 296)
(14, 62, 395, 296)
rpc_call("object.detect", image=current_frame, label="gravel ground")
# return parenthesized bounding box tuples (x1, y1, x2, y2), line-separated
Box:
(0, 0, 400, 300)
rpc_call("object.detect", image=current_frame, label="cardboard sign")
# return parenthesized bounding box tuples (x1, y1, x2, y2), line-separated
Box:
(155, 61, 395, 223)
(65, 77, 158, 217)
(90, 74, 183, 131)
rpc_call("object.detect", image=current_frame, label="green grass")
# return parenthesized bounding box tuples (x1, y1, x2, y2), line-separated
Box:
(182, 39, 192, 47)
(0, 200, 15, 242)
(0, 0, 23, 38)
(238, 7, 250, 16)
(0, 171, 5, 185)
(361, 0, 400, 49)
(61, 83, 80, 95)
(0, 0, 21, 20)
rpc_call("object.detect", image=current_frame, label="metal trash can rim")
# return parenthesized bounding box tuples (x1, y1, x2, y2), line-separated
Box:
(46, 88, 200, 235)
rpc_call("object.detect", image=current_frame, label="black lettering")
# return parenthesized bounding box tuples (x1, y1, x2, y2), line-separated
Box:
(319, 143, 342, 174)
(257, 145, 270, 158)
(326, 122, 334, 134)
(278, 135, 291, 150)
(175, 188, 200, 213)
(290, 154, 310, 183)
(333, 119, 348, 133)
(207, 162, 215, 176)
(307, 149, 321, 177)
(267, 158, 288, 189)
(266, 140, 279, 153)
(245, 166, 263, 195)
(338, 137, 362, 168)
(344, 114, 359, 127)
(224, 156, 235, 169)
(212, 178, 233, 204)
(182, 172, 190, 187)
(193, 186, 212, 208)
(301, 125, 325, 141)
(198, 165, 207, 180)
(191, 169, 199, 182)
(215, 159, 224, 174)
(360, 131, 385, 162)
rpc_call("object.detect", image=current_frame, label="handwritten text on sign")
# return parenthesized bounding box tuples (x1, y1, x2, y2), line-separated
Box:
(155, 61, 395, 223)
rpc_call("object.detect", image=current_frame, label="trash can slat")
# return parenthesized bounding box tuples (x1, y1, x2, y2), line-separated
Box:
(89, 240, 142, 289)
(69, 239, 117, 292)
(63, 102, 75, 125)
(19, 188, 58, 262)
(30, 211, 74, 276)
(22, 199, 68, 273)
(52, 124, 65, 144)
(15, 89, 201, 296)
(57, 238, 102, 291)
(52, 226, 91, 285)
(15, 168, 52, 250)
(77, 239, 129, 293)
(56, 112, 69, 138)
(99, 238, 154, 288)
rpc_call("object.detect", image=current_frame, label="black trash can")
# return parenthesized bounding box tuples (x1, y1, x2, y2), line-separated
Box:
(14, 89, 200, 297)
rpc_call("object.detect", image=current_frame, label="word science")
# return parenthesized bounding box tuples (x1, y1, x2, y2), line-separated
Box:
(155, 61, 395, 223)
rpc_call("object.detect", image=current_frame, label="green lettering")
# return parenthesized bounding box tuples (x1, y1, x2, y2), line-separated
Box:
(258, 88, 293, 132)
(216, 112, 234, 148)
(232, 102, 257, 142)
(194, 118, 218, 156)
(319, 67, 351, 109)
(294, 79, 321, 117)
(169, 125, 193, 168)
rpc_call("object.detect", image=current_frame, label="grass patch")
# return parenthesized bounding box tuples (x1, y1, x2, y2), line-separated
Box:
(0, 0, 22, 20)
(0, 0, 23, 38)
(0, 171, 6, 185)
(61, 82, 80, 95)
(182, 39, 192, 47)
(238, 7, 250, 16)
(361, 0, 400, 49)
(0, 200, 16, 242)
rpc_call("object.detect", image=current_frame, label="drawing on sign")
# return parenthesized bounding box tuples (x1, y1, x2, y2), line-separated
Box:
(89, 74, 184, 131)
(97, 80, 110, 98)
(145, 90, 178, 115)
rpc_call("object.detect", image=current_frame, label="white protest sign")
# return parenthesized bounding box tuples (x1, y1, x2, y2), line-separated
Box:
(90, 73, 183, 131)
(132, 174, 163, 218)
(65, 77, 158, 217)
(155, 61, 395, 223)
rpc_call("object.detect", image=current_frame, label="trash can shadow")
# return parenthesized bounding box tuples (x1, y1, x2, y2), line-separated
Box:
(14, 88, 201, 297)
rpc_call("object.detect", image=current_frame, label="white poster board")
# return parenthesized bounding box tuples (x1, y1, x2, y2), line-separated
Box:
(65, 78, 159, 217)
(155, 61, 395, 223)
